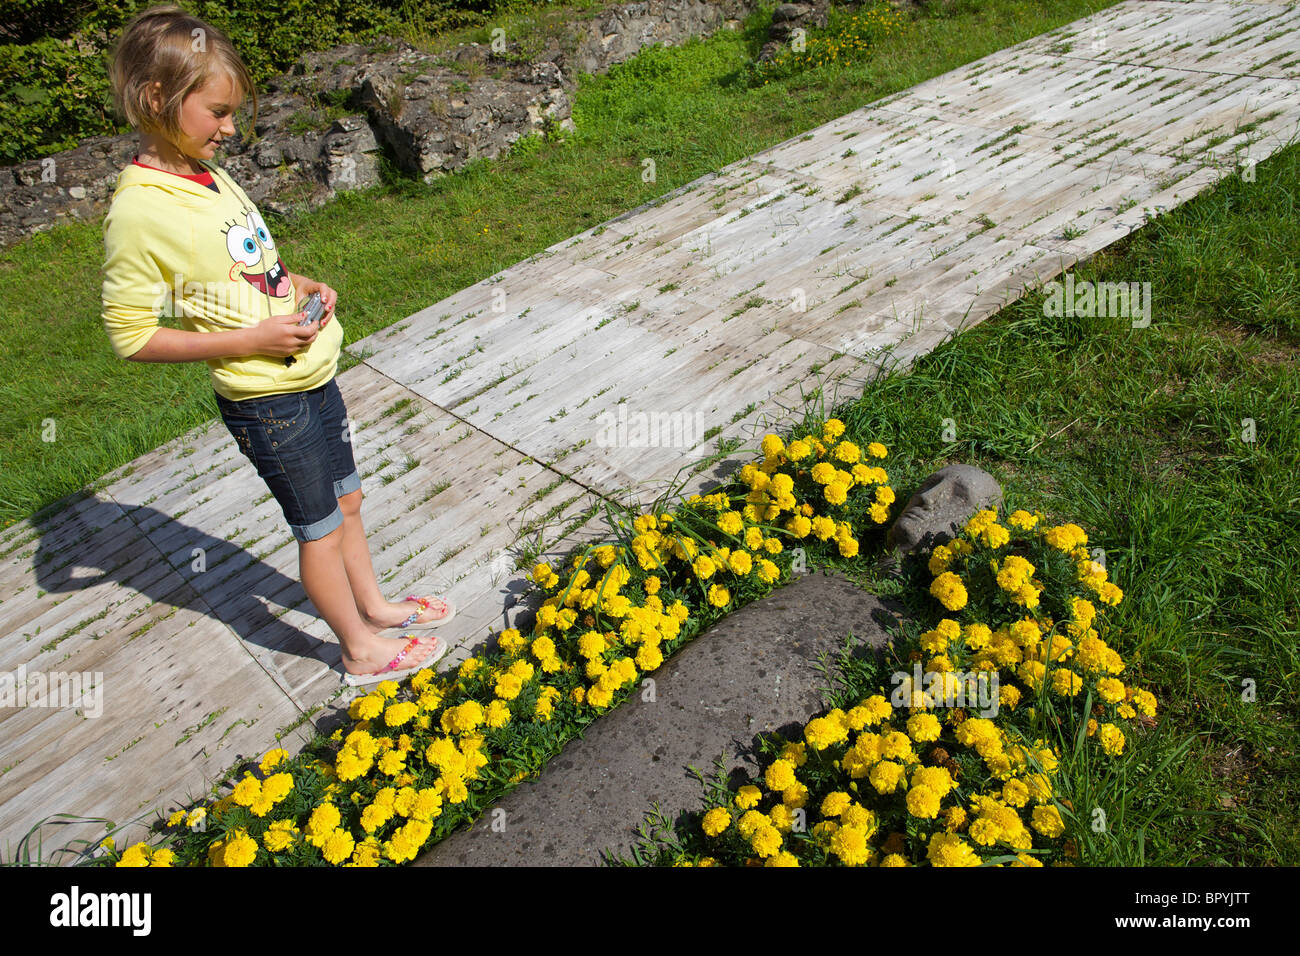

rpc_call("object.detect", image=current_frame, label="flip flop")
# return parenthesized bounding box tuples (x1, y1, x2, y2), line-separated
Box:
(342, 634, 450, 688)
(392, 594, 456, 630)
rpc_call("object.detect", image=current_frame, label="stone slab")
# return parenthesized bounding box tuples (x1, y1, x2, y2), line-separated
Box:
(417, 570, 906, 866)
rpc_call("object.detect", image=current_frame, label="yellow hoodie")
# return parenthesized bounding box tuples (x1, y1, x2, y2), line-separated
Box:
(100, 158, 343, 401)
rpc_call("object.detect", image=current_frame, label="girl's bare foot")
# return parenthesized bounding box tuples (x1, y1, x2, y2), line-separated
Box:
(362, 596, 452, 633)
(341, 633, 440, 677)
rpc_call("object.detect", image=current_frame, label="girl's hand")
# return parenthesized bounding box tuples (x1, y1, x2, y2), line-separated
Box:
(293, 276, 337, 328)
(250, 313, 320, 357)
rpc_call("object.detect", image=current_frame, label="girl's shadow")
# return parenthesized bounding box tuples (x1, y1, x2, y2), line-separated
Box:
(21, 493, 535, 674)
(26, 495, 332, 668)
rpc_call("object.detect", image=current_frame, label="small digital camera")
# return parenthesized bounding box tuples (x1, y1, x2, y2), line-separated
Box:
(297, 292, 325, 326)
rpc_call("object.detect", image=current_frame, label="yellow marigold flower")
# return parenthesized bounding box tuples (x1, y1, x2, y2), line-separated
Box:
(231, 774, 262, 808)
(702, 807, 731, 837)
(930, 572, 968, 611)
(717, 511, 744, 536)
(586, 684, 614, 709)
(867, 441, 887, 459)
(728, 550, 753, 575)
(634, 642, 664, 672)
(692, 555, 717, 580)
(1031, 803, 1066, 838)
(837, 534, 860, 558)
(906, 784, 942, 819)
(869, 760, 905, 794)
(494, 672, 524, 701)
(810, 461, 836, 484)
(115, 843, 151, 868)
(822, 418, 846, 440)
(1043, 523, 1088, 551)
(1096, 581, 1123, 605)
(804, 715, 849, 751)
(880, 731, 914, 762)
(823, 481, 848, 506)
(1096, 677, 1126, 704)
(912, 765, 953, 798)
(927, 831, 981, 867)
(928, 545, 954, 577)
(485, 699, 511, 729)
(1050, 668, 1083, 697)
(820, 791, 852, 817)
(906, 713, 942, 743)
(732, 785, 762, 811)
(360, 801, 393, 834)
(861, 695, 893, 724)
(707, 584, 731, 608)
(765, 850, 800, 867)
(1132, 688, 1157, 718)
(1006, 509, 1037, 530)
(780, 741, 808, 767)
(782, 782, 809, 808)
(349, 693, 382, 723)
(1097, 722, 1126, 756)
(979, 522, 1010, 549)
(150, 848, 175, 867)
(761, 434, 785, 458)
(1002, 778, 1031, 808)
(833, 440, 860, 463)
(216, 829, 258, 868)
(736, 809, 767, 840)
(830, 825, 872, 865)
(384, 701, 418, 728)
(764, 759, 797, 792)
(810, 516, 836, 540)
(259, 748, 289, 773)
(347, 838, 382, 867)
(306, 803, 342, 843)
(750, 823, 783, 858)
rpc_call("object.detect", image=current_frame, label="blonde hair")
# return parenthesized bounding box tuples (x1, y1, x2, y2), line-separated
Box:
(107, 4, 258, 144)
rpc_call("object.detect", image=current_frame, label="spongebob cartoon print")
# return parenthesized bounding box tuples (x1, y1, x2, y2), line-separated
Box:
(222, 205, 293, 305)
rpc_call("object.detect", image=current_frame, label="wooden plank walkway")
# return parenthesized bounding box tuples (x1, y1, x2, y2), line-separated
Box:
(2, 0, 1298, 859)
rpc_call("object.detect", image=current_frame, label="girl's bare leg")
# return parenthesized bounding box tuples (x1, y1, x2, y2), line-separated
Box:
(298, 519, 437, 675)
(336, 489, 452, 630)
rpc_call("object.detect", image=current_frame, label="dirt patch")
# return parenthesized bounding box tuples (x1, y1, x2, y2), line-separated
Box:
(1204, 320, 1300, 370)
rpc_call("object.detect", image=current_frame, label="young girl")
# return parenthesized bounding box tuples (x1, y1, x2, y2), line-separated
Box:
(101, 5, 454, 687)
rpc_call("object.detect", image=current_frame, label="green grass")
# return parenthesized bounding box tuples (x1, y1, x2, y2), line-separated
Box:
(5, 0, 1296, 865)
(617, 135, 1300, 863)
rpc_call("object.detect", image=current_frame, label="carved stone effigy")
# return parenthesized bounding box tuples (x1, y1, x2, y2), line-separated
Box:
(887, 464, 1003, 555)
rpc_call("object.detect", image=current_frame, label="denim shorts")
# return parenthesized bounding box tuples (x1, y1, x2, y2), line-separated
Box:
(214, 378, 362, 542)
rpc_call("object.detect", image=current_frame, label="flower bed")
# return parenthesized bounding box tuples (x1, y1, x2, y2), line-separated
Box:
(632, 506, 1156, 866)
(102, 418, 898, 866)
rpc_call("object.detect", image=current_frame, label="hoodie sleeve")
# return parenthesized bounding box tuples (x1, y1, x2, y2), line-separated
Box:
(101, 194, 174, 360)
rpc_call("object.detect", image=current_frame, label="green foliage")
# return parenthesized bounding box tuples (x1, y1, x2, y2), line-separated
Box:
(0, 0, 505, 166)
(743, 0, 911, 88)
